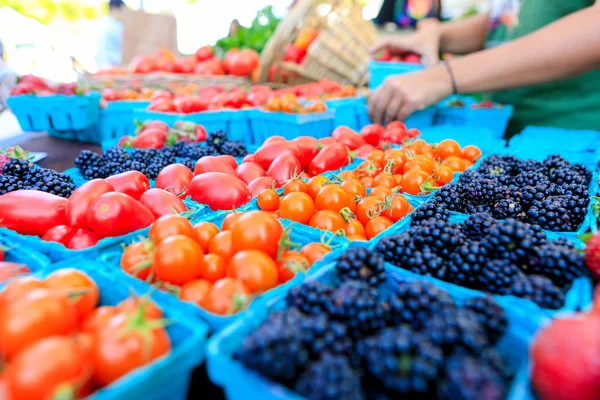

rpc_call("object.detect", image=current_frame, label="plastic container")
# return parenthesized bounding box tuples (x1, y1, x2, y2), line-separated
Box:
(206, 262, 545, 400)
(8, 93, 101, 133)
(96, 100, 150, 144)
(419, 125, 508, 156)
(355, 100, 436, 131)
(11, 259, 209, 400)
(324, 96, 363, 131)
(0, 199, 207, 262)
(435, 96, 514, 138)
(368, 60, 423, 90)
(133, 109, 230, 133)
(249, 109, 335, 144)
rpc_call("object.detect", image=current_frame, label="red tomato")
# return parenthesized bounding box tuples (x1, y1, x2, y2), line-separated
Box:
(194, 58, 224, 75)
(227, 250, 279, 293)
(291, 136, 320, 169)
(189, 173, 251, 210)
(267, 155, 302, 185)
(148, 98, 176, 113)
(308, 143, 349, 176)
(155, 164, 193, 198)
(0, 276, 46, 305)
(263, 136, 287, 145)
(149, 214, 196, 244)
(248, 177, 277, 197)
(254, 142, 301, 170)
(195, 45, 214, 62)
(222, 212, 242, 231)
(0, 191, 68, 236)
(80, 306, 119, 333)
(194, 156, 238, 177)
(202, 277, 250, 315)
(66, 179, 115, 229)
(67, 229, 100, 249)
(120, 241, 152, 281)
(139, 188, 188, 219)
(332, 127, 365, 150)
(45, 269, 99, 321)
(86, 192, 155, 238)
(277, 251, 309, 283)
(223, 49, 259, 76)
(381, 194, 412, 222)
(42, 225, 76, 246)
(236, 162, 266, 185)
(105, 171, 150, 201)
(153, 235, 204, 285)
(0, 262, 30, 283)
(355, 144, 377, 159)
(257, 189, 280, 211)
(215, 155, 238, 169)
(360, 124, 385, 146)
(231, 211, 283, 258)
(180, 279, 213, 306)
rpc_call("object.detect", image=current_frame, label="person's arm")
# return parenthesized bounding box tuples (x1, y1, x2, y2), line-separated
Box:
(369, 3, 600, 124)
(437, 14, 490, 55)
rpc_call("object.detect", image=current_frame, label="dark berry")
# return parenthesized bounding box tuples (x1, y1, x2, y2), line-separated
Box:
(511, 171, 549, 188)
(286, 281, 333, 315)
(207, 130, 228, 150)
(2, 159, 34, 177)
(410, 219, 466, 259)
(423, 306, 490, 355)
(335, 248, 386, 286)
(527, 242, 586, 287)
(437, 353, 506, 400)
(549, 167, 588, 186)
(445, 241, 490, 288)
(476, 258, 524, 295)
(508, 275, 564, 309)
(492, 198, 523, 220)
(385, 281, 454, 329)
(116, 160, 148, 176)
(543, 154, 570, 171)
(482, 219, 548, 265)
(461, 213, 497, 240)
(463, 296, 507, 344)
(431, 185, 465, 212)
(410, 202, 449, 226)
(526, 195, 588, 232)
(178, 157, 196, 172)
(294, 354, 365, 400)
(0, 175, 23, 195)
(74, 150, 104, 179)
(221, 140, 248, 157)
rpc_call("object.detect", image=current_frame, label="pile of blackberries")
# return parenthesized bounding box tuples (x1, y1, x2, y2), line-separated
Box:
(378, 212, 587, 309)
(430, 154, 591, 231)
(1, 159, 76, 198)
(236, 248, 511, 400)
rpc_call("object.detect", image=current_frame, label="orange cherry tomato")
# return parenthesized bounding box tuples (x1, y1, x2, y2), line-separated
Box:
(200, 253, 227, 282)
(344, 218, 366, 237)
(149, 215, 196, 244)
(360, 176, 374, 188)
(309, 210, 346, 233)
(383, 150, 406, 173)
(356, 160, 383, 178)
(315, 185, 351, 213)
(279, 192, 315, 224)
(367, 150, 385, 163)
(461, 145, 482, 162)
(407, 139, 431, 154)
(347, 234, 367, 241)
(208, 231, 234, 262)
(44, 269, 99, 322)
(227, 250, 279, 293)
(341, 179, 366, 199)
(301, 242, 331, 266)
(283, 179, 308, 195)
(193, 222, 220, 252)
(394, 174, 403, 186)
(435, 139, 461, 160)
(442, 156, 469, 172)
(373, 172, 397, 189)
(365, 216, 393, 239)
(338, 171, 358, 181)
(180, 279, 213, 307)
(202, 278, 250, 315)
(401, 169, 431, 195)
(257, 189, 280, 211)
(382, 194, 412, 222)
(434, 165, 455, 186)
(277, 251, 310, 283)
(221, 212, 242, 231)
(413, 155, 435, 174)
(370, 186, 393, 200)
(307, 176, 328, 199)
(355, 196, 384, 225)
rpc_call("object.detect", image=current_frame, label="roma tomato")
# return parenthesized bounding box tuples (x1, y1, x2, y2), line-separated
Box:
(306, 175, 328, 199)
(106, 171, 150, 201)
(200, 253, 227, 282)
(355, 144, 377, 159)
(194, 156, 238, 177)
(280, 192, 315, 224)
(267, 155, 302, 185)
(45, 269, 99, 321)
(308, 143, 349, 176)
(120, 241, 152, 280)
(139, 188, 188, 219)
(365, 216, 393, 239)
(257, 189, 280, 211)
(315, 185, 351, 213)
(248, 176, 277, 197)
(236, 162, 266, 185)
(291, 136, 319, 169)
(42, 225, 76, 246)
(360, 124, 384, 146)
(0, 191, 68, 236)
(0, 262, 30, 284)
(231, 211, 283, 258)
(0, 289, 77, 359)
(334, 128, 366, 150)
(189, 173, 251, 210)
(149, 214, 196, 244)
(4, 336, 93, 400)
(332, 126, 356, 141)
(66, 179, 115, 228)
(263, 136, 287, 145)
(401, 170, 431, 195)
(227, 250, 278, 293)
(202, 278, 250, 315)
(155, 164, 193, 198)
(301, 242, 331, 266)
(153, 235, 204, 285)
(309, 210, 346, 233)
(180, 279, 213, 306)
(87, 192, 155, 238)
(254, 142, 300, 171)
(208, 231, 234, 262)
(215, 155, 238, 170)
(193, 222, 220, 252)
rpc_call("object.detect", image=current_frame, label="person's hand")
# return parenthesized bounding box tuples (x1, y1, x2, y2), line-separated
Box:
(368, 65, 452, 125)
(369, 25, 442, 66)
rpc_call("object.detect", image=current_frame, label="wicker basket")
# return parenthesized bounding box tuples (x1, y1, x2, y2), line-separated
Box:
(259, 0, 378, 86)
(82, 73, 254, 92)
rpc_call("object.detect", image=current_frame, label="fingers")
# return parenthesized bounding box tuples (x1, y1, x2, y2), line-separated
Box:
(368, 38, 391, 55)
(383, 94, 404, 126)
(368, 85, 386, 125)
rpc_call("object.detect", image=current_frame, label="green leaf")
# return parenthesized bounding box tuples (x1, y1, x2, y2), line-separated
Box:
(579, 233, 594, 243)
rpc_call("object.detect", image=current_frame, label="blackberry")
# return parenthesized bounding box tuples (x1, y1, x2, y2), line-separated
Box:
(101, 147, 129, 165)
(511, 184, 550, 208)
(458, 170, 483, 185)
(571, 163, 592, 184)
(74, 150, 104, 179)
(463, 296, 507, 344)
(550, 167, 588, 186)
(178, 158, 196, 172)
(437, 353, 506, 400)
(361, 326, 443, 396)
(492, 198, 523, 220)
(423, 307, 489, 355)
(513, 159, 545, 175)
(480, 348, 512, 382)
(157, 147, 176, 163)
(2, 158, 33, 177)
(461, 213, 497, 239)
(116, 160, 148, 176)
(431, 185, 465, 212)
(526, 195, 588, 232)
(508, 275, 564, 309)
(386, 281, 454, 329)
(478, 155, 516, 176)
(99, 162, 121, 178)
(335, 248, 386, 286)
(527, 242, 586, 287)
(543, 154, 570, 171)
(445, 241, 490, 288)
(22, 168, 76, 198)
(286, 281, 333, 315)
(130, 149, 158, 164)
(403, 246, 447, 278)
(0, 174, 23, 195)
(175, 143, 204, 160)
(298, 313, 354, 359)
(199, 145, 218, 157)
(294, 354, 365, 400)
(476, 259, 523, 295)
(482, 219, 547, 265)
(562, 183, 589, 198)
(220, 140, 248, 157)
(376, 234, 446, 277)
(463, 178, 509, 207)
(325, 280, 387, 339)
(411, 218, 466, 259)
(207, 130, 228, 150)
(511, 171, 549, 188)
(464, 203, 492, 215)
(410, 202, 449, 226)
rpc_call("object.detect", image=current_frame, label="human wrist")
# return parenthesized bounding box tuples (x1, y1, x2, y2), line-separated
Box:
(422, 64, 454, 103)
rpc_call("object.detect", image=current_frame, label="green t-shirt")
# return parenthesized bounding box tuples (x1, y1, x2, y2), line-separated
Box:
(486, 0, 600, 135)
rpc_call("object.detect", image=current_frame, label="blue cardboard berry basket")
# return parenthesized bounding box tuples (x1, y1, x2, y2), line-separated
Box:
(435, 96, 514, 138)
(419, 124, 508, 156)
(355, 99, 437, 131)
(249, 109, 335, 144)
(0, 199, 207, 262)
(206, 262, 545, 400)
(368, 60, 424, 90)
(324, 96, 364, 131)
(2, 236, 51, 270)
(2, 259, 209, 400)
(508, 126, 600, 157)
(96, 100, 150, 144)
(228, 109, 255, 145)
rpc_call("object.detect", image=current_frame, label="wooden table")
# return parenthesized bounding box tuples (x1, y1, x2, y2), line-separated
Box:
(0, 132, 101, 172)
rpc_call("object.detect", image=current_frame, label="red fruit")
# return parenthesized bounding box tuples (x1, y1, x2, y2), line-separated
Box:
(584, 234, 600, 279)
(531, 314, 600, 400)
(360, 124, 385, 146)
(0, 154, 11, 173)
(67, 179, 115, 229)
(236, 162, 266, 185)
(105, 171, 150, 201)
(195, 45, 214, 62)
(0, 191, 68, 236)
(291, 136, 319, 169)
(215, 155, 238, 170)
(254, 142, 301, 171)
(267, 155, 302, 185)
(194, 156, 238, 177)
(248, 177, 277, 197)
(68, 229, 100, 249)
(86, 192, 155, 238)
(155, 164, 193, 198)
(42, 225, 77, 246)
(188, 173, 251, 210)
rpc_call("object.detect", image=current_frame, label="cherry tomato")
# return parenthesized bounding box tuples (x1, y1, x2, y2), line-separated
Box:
(153, 235, 204, 285)
(434, 165, 455, 186)
(367, 149, 385, 163)
(360, 176, 374, 188)
(365, 216, 393, 239)
(44, 269, 99, 322)
(80, 306, 119, 333)
(301, 243, 331, 266)
(371, 186, 393, 199)
(435, 139, 461, 160)
(202, 278, 250, 315)
(208, 231, 234, 262)
(461, 145, 482, 163)
(442, 156, 470, 172)
(200, 253, 227, 282)
(277, 251, 309, 283)
(309, 210, 346, 233)
(347, 234, 367, 241)
(118, 296, 163, 320)
(121, 241, 152, 281)
(0, 276, 46, 306)
(149, 214, 195, 244)
(222, 212, 242, 231)
(193, 222, 220, 252)
(180, 279, 213, 307)
(356, 196, 384, 225)
(231, 211, 283, 258)
(341, 179, 366, 199)
(280, 192, 315, 224)
(401, 169, 431, 195)
(227, 250, 278, 293)
(307, 176, 328, 199)
(283, 179, 308, 195)
(373, 172, 397, 189)
(382, 194, 412, 222)
(315, 185, 351, 213)
(257, 189, 280, 211)
(344, 218, 366, 237)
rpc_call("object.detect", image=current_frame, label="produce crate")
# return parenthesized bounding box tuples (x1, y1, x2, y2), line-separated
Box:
(0, 199, 207, 262)
(419, 125, 508, 156)
(97, 100, 150, 144)
(355, 100, 436, 131)
(206, 262, 544, 400)
(2, 236, 51, 270)
(3, 259, 209, 400)
(250, 109, 335, 144)
(435, 96, 514, 138)
(324, 96, 363, 131)
(228, 109, 254, 145)
(133, 109, 230, 134)
(368, 60, 423, 90)
(508, 126, 600, 160)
